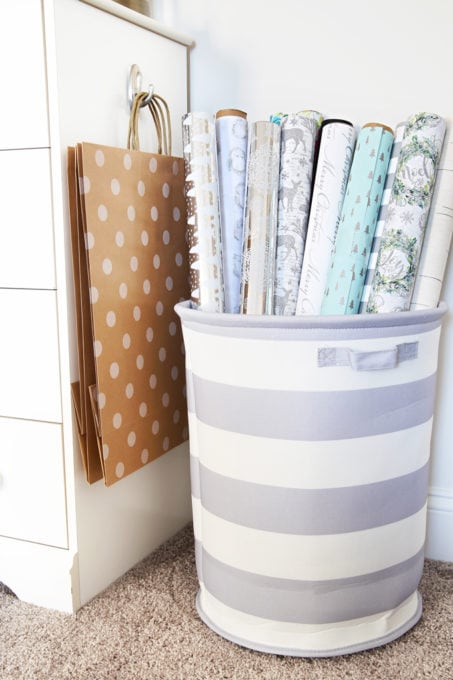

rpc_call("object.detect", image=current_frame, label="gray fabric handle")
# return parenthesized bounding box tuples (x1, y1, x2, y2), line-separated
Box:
(317, 342, 418, 371)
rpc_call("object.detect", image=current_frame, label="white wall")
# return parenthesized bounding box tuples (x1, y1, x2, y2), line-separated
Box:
(154, 0, 453, 561)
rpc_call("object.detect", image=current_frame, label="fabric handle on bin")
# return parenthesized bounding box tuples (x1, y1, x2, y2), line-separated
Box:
(318, 342, 418, 371)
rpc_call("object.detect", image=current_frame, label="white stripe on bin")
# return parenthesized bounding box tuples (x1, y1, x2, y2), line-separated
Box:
(183, 326, 440, 392)
(192, 418, 432, 489)
(194, 499, 427, 581)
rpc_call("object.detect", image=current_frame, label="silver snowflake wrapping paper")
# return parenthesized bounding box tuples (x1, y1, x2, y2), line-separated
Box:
(240, 121, 281, 315)
(360, 122, 406, 310)
(411, 123, 453, 310)
(215, 109, 248, 313)
(367, 112, 446, 313)
(183, 112, 224, 312)
(321, 123, 394, 315)
(296, 119, 356, 315)
(273, 111, 323, 315)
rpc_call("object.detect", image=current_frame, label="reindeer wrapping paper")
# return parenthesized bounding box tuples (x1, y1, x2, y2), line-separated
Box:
(68, 142, 190, 486)
(273, 111, 322, 315)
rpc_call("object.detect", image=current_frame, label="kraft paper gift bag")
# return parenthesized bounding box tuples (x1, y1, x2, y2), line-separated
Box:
(68, 93, 190, 486)
(68, 147, 103, 483)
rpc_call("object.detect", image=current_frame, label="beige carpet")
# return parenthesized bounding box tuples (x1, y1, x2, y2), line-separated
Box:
(0, 524, 452, 680)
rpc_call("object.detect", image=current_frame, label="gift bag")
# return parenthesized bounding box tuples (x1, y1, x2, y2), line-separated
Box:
(68, 92, 190, 485)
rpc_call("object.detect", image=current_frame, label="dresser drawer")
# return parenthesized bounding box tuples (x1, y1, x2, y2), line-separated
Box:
(0, 0, 49, 149)
(0, 417, 67, 547)
(0, 149, 56, 289)
(0, 289, 62, 422)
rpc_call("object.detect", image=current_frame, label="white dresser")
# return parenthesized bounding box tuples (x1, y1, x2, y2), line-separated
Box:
(0, 0, 193, 612)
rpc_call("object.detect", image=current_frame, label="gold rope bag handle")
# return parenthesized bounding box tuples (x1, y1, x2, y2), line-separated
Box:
(127, 90, 172, 155)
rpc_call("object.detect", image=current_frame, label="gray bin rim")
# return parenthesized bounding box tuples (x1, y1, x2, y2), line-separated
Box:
(175, 300, 448, 331)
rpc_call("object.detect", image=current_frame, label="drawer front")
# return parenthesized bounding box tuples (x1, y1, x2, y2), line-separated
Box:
(0, 149, 56, 289)
(0, 289, 62, 422)
(0, 417, 67, 547)
(0, 0, 49, 149)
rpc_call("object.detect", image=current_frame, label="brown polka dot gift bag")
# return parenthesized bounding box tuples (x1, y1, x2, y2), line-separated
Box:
(67, 90, 189, 485)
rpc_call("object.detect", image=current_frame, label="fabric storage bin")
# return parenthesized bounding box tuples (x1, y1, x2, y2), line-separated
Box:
(175, 301, 447, 657)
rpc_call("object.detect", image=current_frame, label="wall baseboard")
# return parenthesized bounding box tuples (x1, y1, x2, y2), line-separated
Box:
(425, 486, 453, 562)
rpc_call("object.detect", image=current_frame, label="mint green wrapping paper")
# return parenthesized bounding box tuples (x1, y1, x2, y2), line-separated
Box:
(321, 123, 394, 315)
(360, 122, 407, 310)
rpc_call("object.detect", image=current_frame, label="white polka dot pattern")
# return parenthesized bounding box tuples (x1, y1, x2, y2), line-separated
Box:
(76, 142, 190, 486)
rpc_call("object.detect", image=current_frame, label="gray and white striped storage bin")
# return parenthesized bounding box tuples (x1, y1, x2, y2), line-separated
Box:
(175, 301, 447, 657)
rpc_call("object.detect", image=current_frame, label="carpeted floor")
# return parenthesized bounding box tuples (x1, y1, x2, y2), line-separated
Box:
(0, 524, 452, 680)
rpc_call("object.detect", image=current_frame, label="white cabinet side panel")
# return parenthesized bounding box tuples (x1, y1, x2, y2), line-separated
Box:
(0, 0, 49, 149)
(0, 536, 77, 612)
(0, 289, 62, 422)
(0, 418, 67, 547)
(0, 149, 56, 289)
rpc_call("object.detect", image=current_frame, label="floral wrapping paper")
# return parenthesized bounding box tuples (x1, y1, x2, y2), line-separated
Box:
(410, 123, 453, 309)
(321, 123, 394, 315)
(240, 120, 281, 315)
(360, 122, 406, 310)
(366, 112, 446, 313)
(182, 112, 224, 312)
(296, 119, 356, 315)
(215, 109, 248, 313)
(273, 111, 323, 315)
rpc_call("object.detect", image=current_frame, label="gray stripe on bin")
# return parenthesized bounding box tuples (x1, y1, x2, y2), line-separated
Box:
(192, 373, 436, 440)
(185, 368, 195, 413)
(190, 454, 201, 499)
(192, 458, 429, 534)
(197, 541, 425, 624)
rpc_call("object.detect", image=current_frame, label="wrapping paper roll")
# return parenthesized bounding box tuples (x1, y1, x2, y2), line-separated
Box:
(321, 123, 394, 315)
(182, 112, 224, 312)
(240, 121, 281, 315)
(367, 112, 446, 313)
(360, 122, 406, 310)
(273, 111, 323, 315)
(215, 109, 248, 313)
(411, 123, 453, 309)
(296, 119, 356, 315)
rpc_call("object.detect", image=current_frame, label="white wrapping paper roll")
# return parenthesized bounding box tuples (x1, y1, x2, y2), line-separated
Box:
(296, 119, 356, 315)
(411, 124, 453, 309)
(182, 112, 224, 313)
(216, 109, 248, 313)
(240, 121, 281, 315)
